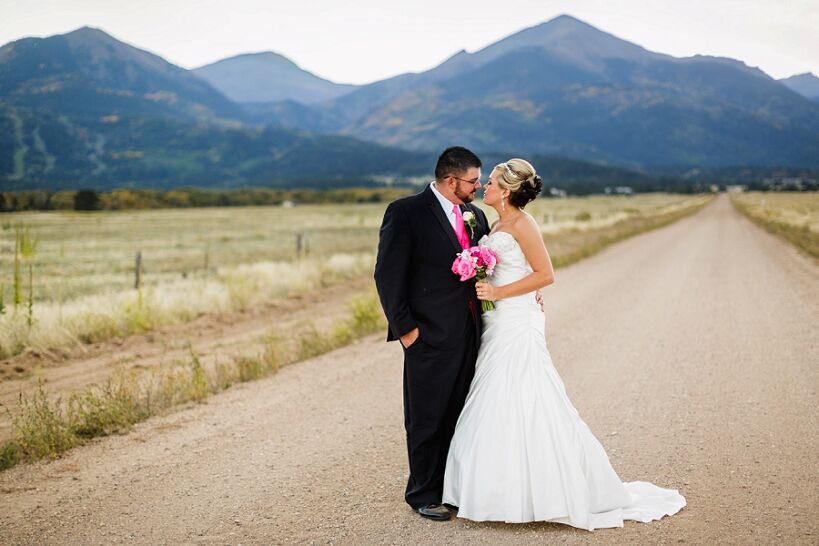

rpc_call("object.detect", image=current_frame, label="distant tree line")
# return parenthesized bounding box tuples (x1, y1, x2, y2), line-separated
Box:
(3, 175, 810, 213)
(0, 187, 418, 212)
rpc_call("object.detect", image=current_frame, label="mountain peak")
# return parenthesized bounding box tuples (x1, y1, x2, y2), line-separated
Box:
(781, 71, 818, 81)
(0, 25, 241, 123)
(52, 25, 190, 80)
(198, 51, 300, 71)
(779, 71, 819, 99)
(550, 13, 583, 22)
(431, 14, 663, 79)
(193, 51, 355, 104)
(540, 14, 597, 30)
(63, 25, 117, 43)
(67, 25, 107, 35)
(498, 15, 661, 63)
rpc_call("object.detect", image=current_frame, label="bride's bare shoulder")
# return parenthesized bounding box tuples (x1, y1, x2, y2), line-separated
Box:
(507, 212, 541, 244)
(509, 211, 539, 231)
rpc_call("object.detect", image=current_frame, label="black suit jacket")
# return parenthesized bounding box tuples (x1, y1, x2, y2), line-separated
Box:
(374, 184, 490, 349)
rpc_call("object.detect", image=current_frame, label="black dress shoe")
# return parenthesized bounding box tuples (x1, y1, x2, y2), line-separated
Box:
(413, 503, 452, 521)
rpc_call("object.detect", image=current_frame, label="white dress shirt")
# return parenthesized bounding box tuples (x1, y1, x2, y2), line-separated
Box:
(430, 181, 460, 231)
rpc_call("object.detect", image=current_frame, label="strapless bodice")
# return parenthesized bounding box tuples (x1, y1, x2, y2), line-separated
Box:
(479, 231, 538, 313)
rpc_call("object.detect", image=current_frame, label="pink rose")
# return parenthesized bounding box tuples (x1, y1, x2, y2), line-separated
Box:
(451, 252, 477, 281)
(479, 247, 498, 272)
(452, 246, 497, 282)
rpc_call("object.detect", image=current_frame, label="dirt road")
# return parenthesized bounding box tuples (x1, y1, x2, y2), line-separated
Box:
(1, 195, 816, 545)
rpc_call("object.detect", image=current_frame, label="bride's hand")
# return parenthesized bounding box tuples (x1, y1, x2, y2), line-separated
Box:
(476, 281, 498, 301)
(535, 288, 544, 312)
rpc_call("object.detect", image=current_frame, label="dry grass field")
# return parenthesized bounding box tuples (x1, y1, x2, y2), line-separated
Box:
(0, 194, 712, 362)
(731, 191, 819, 258)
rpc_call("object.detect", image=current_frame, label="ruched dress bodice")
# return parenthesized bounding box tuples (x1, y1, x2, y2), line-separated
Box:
(479, 231, 541, 321)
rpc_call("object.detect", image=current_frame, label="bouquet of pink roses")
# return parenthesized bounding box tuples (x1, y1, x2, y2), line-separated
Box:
(451, 245, 499, 311)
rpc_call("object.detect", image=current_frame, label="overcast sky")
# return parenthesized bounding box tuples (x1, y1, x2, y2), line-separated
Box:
(2, 0, 817, 84)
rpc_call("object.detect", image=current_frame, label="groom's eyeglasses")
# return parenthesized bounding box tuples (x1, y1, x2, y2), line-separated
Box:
(448, 175, 482, 186)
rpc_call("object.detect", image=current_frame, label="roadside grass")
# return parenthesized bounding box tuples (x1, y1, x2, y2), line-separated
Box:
(0, 252, 375, 360)
(0, 294, 384, 471)
(731, 192, 819, 259)
(545, 195, 715, 268)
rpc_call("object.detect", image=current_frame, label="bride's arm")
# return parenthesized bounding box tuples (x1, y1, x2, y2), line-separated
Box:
(476, 215, 554, 301)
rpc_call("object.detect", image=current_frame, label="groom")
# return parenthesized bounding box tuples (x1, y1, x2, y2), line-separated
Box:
(374, 146, 489, 521)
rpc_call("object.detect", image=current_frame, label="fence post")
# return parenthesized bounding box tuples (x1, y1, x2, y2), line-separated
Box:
(135, 250, 142, 289)
(296, 232, 310, 259)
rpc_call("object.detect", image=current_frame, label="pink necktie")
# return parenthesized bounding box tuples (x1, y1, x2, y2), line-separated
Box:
(453, 204, 470, 249)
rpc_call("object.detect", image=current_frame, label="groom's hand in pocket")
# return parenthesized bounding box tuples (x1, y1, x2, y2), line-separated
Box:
(400, 328, 420, 349)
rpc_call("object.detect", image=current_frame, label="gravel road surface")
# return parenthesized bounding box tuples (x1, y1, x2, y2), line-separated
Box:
(1, 195, 816, 545)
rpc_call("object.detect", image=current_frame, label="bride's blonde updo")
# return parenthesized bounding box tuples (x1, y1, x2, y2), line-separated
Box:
(494, 158, 543, 209)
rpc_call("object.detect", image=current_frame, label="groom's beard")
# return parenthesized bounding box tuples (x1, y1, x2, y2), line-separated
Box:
(455, 186, 476, 204)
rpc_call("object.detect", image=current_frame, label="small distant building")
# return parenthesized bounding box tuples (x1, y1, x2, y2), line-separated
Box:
(549, 187, 567, 197)
(604, 186, 633, 195)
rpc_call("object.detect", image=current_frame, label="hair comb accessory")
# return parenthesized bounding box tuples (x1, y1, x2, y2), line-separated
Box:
(504, 163, 518, 180)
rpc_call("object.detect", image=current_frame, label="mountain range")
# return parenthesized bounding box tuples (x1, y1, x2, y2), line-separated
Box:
(0, 27, 430, 190)
(1, 16, 818, 192)
(255, 16, 819, 167)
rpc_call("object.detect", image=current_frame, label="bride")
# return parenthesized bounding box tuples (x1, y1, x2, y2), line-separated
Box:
(442, 159, 686, 530)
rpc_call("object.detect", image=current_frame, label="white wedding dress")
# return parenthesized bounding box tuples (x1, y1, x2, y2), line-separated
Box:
(442, 231, 686, 529)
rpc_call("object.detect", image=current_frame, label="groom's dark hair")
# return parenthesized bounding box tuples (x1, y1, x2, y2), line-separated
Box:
(435, 147, 482, 181)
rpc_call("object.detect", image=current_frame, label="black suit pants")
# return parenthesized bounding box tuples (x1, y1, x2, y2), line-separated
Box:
(402, 321, 478, 508)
